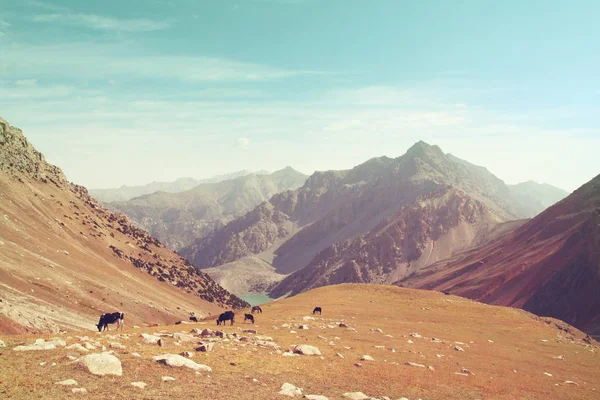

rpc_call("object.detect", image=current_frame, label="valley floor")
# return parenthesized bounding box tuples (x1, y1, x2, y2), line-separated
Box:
(0, 284, 598, 400)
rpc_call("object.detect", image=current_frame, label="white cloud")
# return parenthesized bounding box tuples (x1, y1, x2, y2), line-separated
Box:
(32, 13, 169, 32)
(0, 43, 322, 82)
(15, 79, 38, 87)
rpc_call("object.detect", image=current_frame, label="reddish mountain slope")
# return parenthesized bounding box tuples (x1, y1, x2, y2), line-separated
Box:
(270, 186, 508, 297)
(399, 174, 600, 337)
(0, 117, 247, 333)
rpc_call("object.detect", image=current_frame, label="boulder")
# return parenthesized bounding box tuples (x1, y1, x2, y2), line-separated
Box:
(292, 344, 321, 356)
(342, 392, 369, 400)
(55, 379, 78, 386)
(13, 339, 64, 351)
(141, 333, 161, 345)
(279, 382, 303, 397)
(77, 353, 123, 376)
(195, 343, 214, 352)
(173, 333, 196, 342)
(361, 355, 374, 361)
(131, 381, 147, 389)
(153, 354, 212, 372)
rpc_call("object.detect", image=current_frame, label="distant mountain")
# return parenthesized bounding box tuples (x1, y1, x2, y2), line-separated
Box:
(107, 167, 308, 251)
(508, 180, 570, 216)
(182, 142, 542, 293)
(0, 117, 247, 333)
(90, 170, 270, 203)
(399, 174, 600, 338)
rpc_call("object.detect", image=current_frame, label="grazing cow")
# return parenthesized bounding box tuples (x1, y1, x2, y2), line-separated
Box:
(244, 313, 255, 324)
(312, 307, 322, 315)
(189, 312, 198, 322)
(251, 305, 263, 314)
(217, 311, 235, 326)
(97, 312, 124, 332)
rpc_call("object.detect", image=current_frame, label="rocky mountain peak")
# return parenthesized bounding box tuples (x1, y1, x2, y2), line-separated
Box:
(404, 140, 446, 160)
(0, 118, 68, 185)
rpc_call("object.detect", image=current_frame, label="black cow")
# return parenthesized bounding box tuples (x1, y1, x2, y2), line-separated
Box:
(189, 312, 198, 322)
(312, 307, 322, 315)
(97, 312, 124, 332)
(251, 306, 263, 314)
(244, 313, 255, 324)
(217, 311, 235, 326)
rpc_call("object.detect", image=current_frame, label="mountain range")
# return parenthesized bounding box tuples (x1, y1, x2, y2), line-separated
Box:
(106, 167, 308, 251)
(0, 117, 246, 333)
(90, 169, 270, 203)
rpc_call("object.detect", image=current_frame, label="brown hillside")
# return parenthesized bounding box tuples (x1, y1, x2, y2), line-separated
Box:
(399, 174, 600, 338)
(0, 284, 598, 399)
(0, 117, 247, 333)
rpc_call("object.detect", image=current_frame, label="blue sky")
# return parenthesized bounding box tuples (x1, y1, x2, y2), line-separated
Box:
(0, 0, 598, 191)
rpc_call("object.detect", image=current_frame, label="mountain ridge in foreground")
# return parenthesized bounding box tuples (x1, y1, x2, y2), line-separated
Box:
(399, 173, 600, 338)
(0, 117, 247, 333)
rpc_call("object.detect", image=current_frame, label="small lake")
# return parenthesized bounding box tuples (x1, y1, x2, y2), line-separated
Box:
(240, 293, 273, 306)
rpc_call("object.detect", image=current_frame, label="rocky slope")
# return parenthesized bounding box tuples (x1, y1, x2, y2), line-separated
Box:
(90, 170, 269, 203)
(508, 180, 570, 217)
(1, 284, 597, 400)
(399, 174, 600, 338)
(0, 117, 247, 333)
(107, 167, 307, 251)
(181, 142, 537, 281)
(270, 186, 509, 297)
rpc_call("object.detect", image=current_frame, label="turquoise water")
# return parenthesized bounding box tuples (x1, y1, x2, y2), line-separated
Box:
(240, 293, 273, 306)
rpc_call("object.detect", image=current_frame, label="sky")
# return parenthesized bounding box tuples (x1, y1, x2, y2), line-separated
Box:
(0, 0, 598, 191)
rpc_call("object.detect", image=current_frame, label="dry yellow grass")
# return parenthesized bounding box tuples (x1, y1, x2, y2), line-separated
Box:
(1, 284, 598, 400)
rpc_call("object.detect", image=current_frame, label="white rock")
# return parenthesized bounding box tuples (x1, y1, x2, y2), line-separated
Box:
(282, 351, 299, 357)
(55, 379, 78, 386)
(454, 346, 464, 352)
(302, 316, 316, 321)
(71, 388, 87, 394)
(13, 339, 57, 351)
(162, 376, 176, 382)
(131, 352, 141, 357)
(543, 372, 553, 377)
(361, 355, 374, 361)
(153, 354, 212, 371)
(279, 382, 303, 397)
(342, 392, 369, 400)
(564, 380, 579, 385)
(336, 353, 344, 359)
(66, 344, 89, 352)
(304, 395, 328, 400)
(407, 340, 413, 344)
(141, 333, 161, 344)
(195, 343, 214, 352)
(173, 333, 195, 342)
(77, 353, 123, 376)
(0, 340, 5, 348)
(406, 362, 425, 368)
(298, 324, 309, 330)
(292, 344, 321, 356)
(131, 382, 147, 389)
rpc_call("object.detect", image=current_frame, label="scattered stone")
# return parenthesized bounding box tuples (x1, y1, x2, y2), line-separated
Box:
(109, 342, 126, 349)
(488, 340, 494, 343)
(304, 395, 328, 400)
(410, 333, 422, 338)
(374, 346, 385, 349)
(141, 333, 161, 345)
(339, 323, 348, 328)
(361, 355, 375, 361)
(77, 353, 123, 376)
(543, 372, 553, 377)
(14, 339, 64, 351)
(298, 324, 309, 330)
(336, 353, 345, 359)
(428, 365, 435, 371)
(302, 316, 316, 321)
(153, 354, 212, 371)
(343, 392, 369, 400)
(459, 368, 474, 375)
(564, 381, 579, 386)
(195, 343, 214, 352)
(162, 376, 176, 382)
(180, 351, 194, 358)
(281, 324, 291, 328)
(131, 382, 147, 389)
(66, 344, 89, 353)
(71, 388, 87, 394)
(282, 351, 299, 357)
(454, 346, 464, 352)
(55, 379, 78, 386)
(158, 338, 165, 347)
(407, 340, 413, 344)
(293, 344, 321, 356)
(279, 382, 303, 397)
(406, 362, 425, 368)
(200, 329, 214, 337)
(173, 333, 195, 342)
(244, 329, 257, 334)
(354, 363, 362, 367)
(66, 355, 77, 361)
(553, 355, 566, 360)
(0, 340, 5, 348)
(131, 352, 141, 358)
(431, 338, 443, 343)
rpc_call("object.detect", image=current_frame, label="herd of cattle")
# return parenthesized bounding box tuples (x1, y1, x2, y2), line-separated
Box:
(96, 306, 323, 331)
